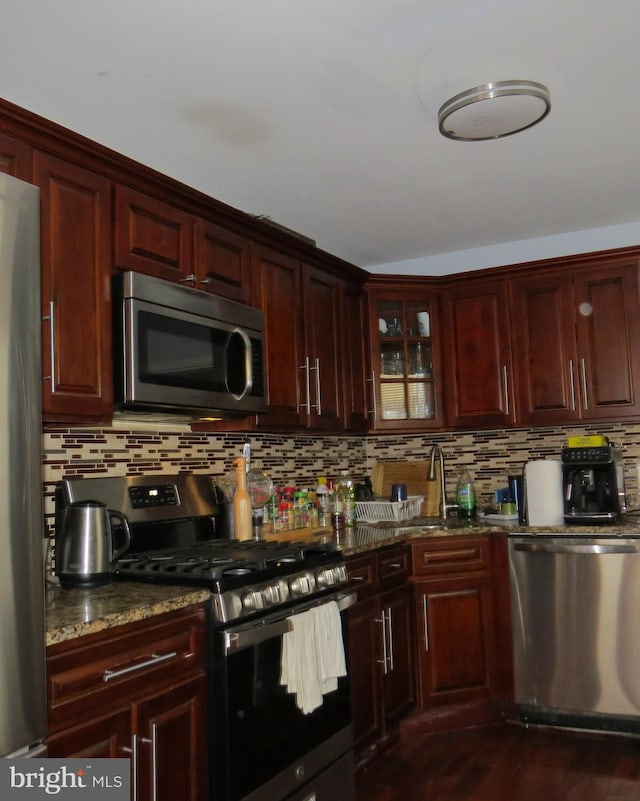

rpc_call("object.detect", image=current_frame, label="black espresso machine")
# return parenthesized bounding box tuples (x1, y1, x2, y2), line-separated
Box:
(561, 444, 627, 524)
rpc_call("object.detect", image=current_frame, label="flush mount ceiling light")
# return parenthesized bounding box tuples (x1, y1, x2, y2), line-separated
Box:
(438, 80, 551, 141)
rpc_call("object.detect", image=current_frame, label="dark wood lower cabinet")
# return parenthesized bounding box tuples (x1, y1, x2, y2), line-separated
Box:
(46, 605, 208, 801)
(47, 707, 131, 759)
(412, 572, 496, 707)
(405, 534, 514, 735)
(346, 546, 415, 768)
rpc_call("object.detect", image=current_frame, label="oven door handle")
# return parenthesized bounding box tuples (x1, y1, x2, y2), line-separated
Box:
(222, 591, 356, 654)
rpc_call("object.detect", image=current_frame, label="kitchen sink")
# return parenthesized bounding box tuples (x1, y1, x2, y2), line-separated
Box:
(412, 517, 480, 531)
(363, 516, 480, 532)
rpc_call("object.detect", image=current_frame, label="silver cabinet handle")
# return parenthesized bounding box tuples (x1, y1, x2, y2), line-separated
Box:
(367, 370, 378, 420)
(121, 734, 139, 801)
(102, 651, 178, 682)
(386, 607, 394, 672)
(581, 357, 589, 410)
(179, 273, 197, 285)
(422, 594, 429, 651)
(503, 365, 510, 416)
(42, 300, 56, 387)
(138, 725, 158, 801)
(310, 357, 322, 413)
(568, 360, 576, 411)
(200, 276, 212, 285)
(299, 356, 311, 413)
(375, 612, 388, 674)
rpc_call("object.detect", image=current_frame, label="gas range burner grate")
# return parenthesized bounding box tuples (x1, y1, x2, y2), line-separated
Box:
(114, 537, 344, 594)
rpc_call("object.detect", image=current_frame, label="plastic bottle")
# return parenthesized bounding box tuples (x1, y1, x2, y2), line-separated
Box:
(456, 469, 477, 521)
(336, 470, 356, 527)
(233, 456, 253, 540)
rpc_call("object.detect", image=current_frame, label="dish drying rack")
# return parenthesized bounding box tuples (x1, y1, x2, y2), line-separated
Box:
(355, 496, 423, 523)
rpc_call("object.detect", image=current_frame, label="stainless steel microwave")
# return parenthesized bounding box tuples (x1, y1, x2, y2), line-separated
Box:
(113, 271, 266, 420)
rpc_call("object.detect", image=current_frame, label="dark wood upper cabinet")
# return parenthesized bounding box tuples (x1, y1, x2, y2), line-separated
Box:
(511, 261, 640, 424)
(254, 245, 307, 429)
(442, 278, 516, 429)
(302, 264, 343, 431)
(0, 131, 32, 181)
(341, 283, 370, 432)
(253, 246, 346, 431)
(366, 280, 443, 432)
(194, 218, 253, 303)
(510, 271, 580, 425)
(114, 184, 195, 281)
(573, 262, 640, 419)
(35, 151, 113, 422)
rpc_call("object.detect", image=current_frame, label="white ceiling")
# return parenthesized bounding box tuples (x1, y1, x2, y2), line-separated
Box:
(4, 0, 640, 273)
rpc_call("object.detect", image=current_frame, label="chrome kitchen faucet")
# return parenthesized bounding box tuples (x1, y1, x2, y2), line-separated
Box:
(428, 444, 459, 522)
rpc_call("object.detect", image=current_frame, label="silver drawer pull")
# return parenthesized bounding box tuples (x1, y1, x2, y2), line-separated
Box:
(103, 651, 179, 682)
(349, 575, 366, 582)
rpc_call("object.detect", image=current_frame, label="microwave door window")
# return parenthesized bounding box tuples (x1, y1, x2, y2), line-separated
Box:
(138, 310, 244, 393)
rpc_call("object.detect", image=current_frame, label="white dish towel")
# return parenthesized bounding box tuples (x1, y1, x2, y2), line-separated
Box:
(280, 600, 347, 715)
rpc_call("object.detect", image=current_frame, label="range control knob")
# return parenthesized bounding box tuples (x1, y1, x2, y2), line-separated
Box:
(289, 574, 312, 596)
(242, 590, 264, 611)
(316, 568, 337, 588)
(262, 583, 282, 606)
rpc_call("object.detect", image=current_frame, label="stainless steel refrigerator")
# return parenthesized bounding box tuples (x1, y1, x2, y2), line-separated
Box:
(0, 173, 47, 757)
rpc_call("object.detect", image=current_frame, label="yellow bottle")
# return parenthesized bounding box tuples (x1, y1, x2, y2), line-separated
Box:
(233, 456, 253, 541)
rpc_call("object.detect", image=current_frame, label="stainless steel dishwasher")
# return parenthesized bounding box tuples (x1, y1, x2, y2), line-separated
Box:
(509, 533, 640, 734)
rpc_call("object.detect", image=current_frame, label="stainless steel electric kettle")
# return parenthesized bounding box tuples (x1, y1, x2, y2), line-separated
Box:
(55, 500, 131, 588)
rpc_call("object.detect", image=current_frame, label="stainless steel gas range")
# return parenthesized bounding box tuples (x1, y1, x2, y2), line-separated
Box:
(56, 473, 356, 801)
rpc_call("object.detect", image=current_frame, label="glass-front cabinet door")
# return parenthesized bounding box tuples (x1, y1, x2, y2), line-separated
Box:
(366, 283, 443, 431)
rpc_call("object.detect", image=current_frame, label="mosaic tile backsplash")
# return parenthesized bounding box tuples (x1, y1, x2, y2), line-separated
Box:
(43, 420, 640, 536)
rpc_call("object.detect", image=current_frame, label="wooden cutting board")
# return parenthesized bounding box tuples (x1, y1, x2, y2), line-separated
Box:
(371, 460, 441, 517)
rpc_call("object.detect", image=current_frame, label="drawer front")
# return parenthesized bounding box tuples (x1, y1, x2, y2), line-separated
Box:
(377, 546, 410, 586)
(411, 537, 490, 576)
(346, 554, 379, 598)
(47, 606, 205, 731)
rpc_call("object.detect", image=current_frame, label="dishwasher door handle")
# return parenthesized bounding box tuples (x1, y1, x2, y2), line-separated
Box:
(513, 541, 640, 555)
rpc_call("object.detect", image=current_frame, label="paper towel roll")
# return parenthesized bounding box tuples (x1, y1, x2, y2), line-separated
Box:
(525, 459, 565, 526)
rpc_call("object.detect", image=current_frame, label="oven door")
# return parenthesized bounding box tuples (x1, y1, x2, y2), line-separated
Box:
(208, 593, 355, 801)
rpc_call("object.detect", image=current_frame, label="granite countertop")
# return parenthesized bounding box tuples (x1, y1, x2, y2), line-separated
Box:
(46, 581, 210, 646)
(48, 514, 640, 645)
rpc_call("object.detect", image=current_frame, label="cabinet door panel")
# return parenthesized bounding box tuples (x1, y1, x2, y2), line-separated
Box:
(35, 151, 113, 420)
(115, 185, 194, 281)
(574, 263, 640, 418)
(415, 574, 495, 708)
(444, 281, 514, 428)
(348, 596, 384, 753)
(194, 218, 253, 303)
(341, 283, 369, 431)
(136, 677, 208, 801)
(47, 707, 131, 758)
(380, 585, 415, 726)
(304, 264, 342, 430)
(511, 274, 579, 425)
(366, 284, 443, 432)
(254, 246, 305, 428)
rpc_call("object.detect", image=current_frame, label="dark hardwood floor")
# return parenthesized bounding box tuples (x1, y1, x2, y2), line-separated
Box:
(355, 723, 640, 801)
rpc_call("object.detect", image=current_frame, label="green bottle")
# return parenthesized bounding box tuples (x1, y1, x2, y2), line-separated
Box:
(456, 469, 477, 521)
